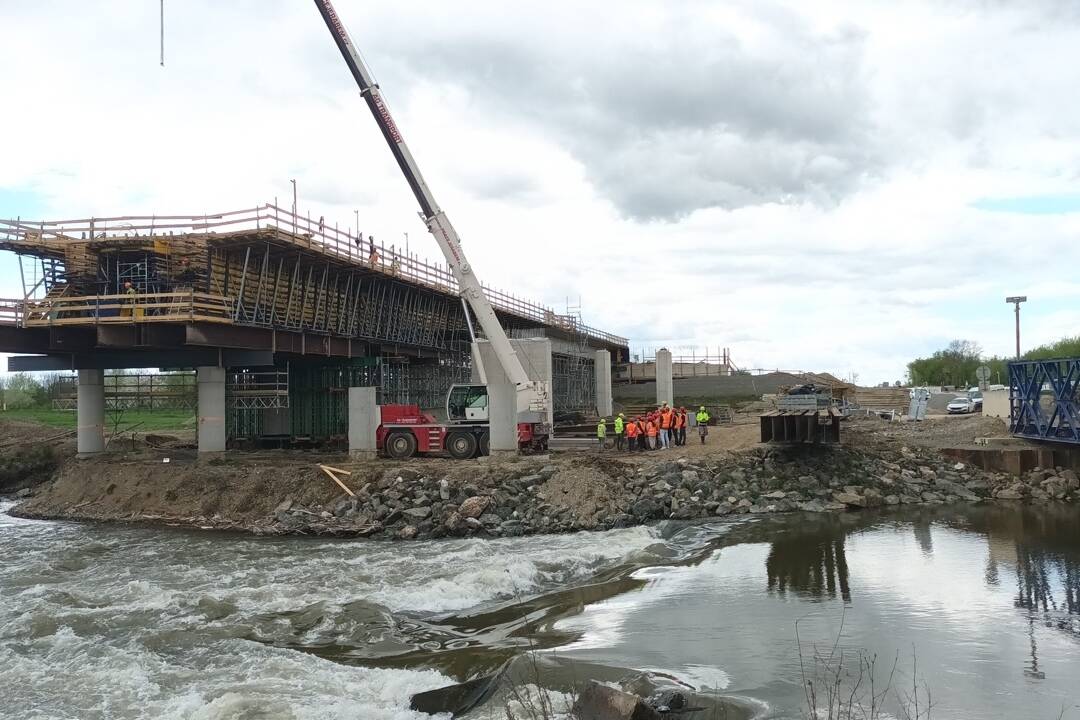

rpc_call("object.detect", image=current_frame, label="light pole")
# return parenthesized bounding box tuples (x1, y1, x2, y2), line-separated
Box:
(1006, 295, 1027, 360)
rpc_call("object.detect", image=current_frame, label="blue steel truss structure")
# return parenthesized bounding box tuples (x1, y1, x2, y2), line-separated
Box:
(1009, 358, 1080, 445)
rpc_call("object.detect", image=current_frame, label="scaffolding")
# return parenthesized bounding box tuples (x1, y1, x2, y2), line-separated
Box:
(53, 372, 197, 411)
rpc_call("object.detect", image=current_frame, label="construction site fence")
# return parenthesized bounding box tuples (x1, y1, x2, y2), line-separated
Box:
(0, 204, 627, 347)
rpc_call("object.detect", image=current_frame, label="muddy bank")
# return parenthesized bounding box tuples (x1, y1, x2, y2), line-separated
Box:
(11, 430, 1078, 539)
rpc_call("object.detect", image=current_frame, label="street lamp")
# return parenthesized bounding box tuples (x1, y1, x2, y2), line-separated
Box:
(1005, 295, 1027, 360)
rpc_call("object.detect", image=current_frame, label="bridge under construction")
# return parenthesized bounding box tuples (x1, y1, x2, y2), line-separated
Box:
(0, 204, 627, 452)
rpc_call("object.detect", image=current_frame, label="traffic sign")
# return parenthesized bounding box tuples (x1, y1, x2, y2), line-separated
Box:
(976, 366, 991, 382)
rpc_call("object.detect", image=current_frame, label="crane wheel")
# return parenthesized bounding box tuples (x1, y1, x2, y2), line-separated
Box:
(478, 431, 490, 457)
(446, 431, 478, 460)
(385, 431, 417, 459)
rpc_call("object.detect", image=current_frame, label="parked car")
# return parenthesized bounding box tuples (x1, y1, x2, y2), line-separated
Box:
(947, 397, 978, 414)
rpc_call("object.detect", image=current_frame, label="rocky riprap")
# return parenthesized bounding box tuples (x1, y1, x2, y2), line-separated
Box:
(261, 444, 1080, 540)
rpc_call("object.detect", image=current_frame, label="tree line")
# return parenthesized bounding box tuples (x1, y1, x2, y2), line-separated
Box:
(907, 336, 1080, 387)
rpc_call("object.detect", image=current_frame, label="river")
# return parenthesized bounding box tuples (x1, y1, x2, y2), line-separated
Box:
(1, 500, 1078, 719)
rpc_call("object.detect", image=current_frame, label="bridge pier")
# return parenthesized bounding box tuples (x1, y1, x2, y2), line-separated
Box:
(656, 348, 673, 406)
(594, 349, 612, 417)
(476, 338, 553, 454)
(197, 366, 226, 453)
(348, 386, 379, 459)
(76, 369, 104, 456)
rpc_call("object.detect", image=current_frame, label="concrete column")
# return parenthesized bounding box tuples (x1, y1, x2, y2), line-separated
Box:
(656, 348, 674, 406)
(348, 386, 380, 458)
(197, 366, 226, 453)
(76, 369, 104, 456)
(476, 338, 553, 453)
(594, 349, 613, 417)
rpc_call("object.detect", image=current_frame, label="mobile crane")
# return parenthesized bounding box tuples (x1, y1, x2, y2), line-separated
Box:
(312, 0, 550, 457)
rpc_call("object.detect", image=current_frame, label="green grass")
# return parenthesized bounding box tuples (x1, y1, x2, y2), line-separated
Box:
(1, 407, 195, 432)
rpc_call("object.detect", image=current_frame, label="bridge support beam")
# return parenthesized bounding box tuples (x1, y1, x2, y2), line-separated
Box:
(197, 366, 226, 453)
(76, 369, 104, 456)
(348, 387, 379, 459)
(594, 349, 612, 417)
(656, 348, 673, 406)
(476, 338, 553, 454)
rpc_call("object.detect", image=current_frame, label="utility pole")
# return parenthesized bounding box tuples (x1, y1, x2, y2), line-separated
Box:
(1006, 295, 1027, 360)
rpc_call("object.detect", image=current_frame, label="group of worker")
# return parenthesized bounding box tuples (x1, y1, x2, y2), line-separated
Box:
(597, 403, 711, 451)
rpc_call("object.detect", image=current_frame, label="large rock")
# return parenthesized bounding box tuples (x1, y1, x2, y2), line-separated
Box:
(833, 492, 863, 507)
(402, 506, 431, 520)
(458, 496, 492, 519)
(996, 486, 1024, 500)
(631, 497, 661, 519)
(572, 681, 661, 720)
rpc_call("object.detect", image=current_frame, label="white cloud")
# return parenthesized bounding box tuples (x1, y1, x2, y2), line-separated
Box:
(2, 0, 1079, 383)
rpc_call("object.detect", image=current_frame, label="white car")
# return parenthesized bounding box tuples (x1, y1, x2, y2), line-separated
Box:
(947, 397, 977, 414)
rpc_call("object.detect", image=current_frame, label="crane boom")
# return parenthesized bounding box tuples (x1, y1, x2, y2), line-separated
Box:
(312, 0, 545, 414)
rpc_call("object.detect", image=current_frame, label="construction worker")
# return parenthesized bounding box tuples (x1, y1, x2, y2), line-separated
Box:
(625, 416, 637, 451)
(696, 405, 710, 444)
(673, 407, 685, 446)
(368, 237, 379, 266)
(678, 407, 689, 445)
(613, 413, 625, 451)
(121, 281, 136, 317)
(596, 417, 607, 451)
(645, 417, 657, 450)
(636, 417, 647, 452)
(658, 404, 673, 450)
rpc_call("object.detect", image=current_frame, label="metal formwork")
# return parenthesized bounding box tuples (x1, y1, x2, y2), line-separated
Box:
(1009, 359, 1080, 445)
(760, 408, 842, 444)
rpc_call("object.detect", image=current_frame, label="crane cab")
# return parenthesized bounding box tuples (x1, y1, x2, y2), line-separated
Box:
(446, 384, 489, 424)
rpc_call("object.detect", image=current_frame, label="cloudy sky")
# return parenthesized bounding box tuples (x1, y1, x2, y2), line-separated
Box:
(2, 0, 1079, 383)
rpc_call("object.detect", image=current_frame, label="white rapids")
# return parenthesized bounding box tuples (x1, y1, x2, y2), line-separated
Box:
(0, 501, 663, 719)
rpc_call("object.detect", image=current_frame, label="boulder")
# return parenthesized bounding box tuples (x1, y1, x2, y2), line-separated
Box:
(572, 681, 661, 720)
(833, 492, 863, 507)
(398, 525, 418, 540)
(458, 496, 492, 519)
(861, 488, 884, 507)
(631, 498, 661, 519)
(402, 506, 431, 520)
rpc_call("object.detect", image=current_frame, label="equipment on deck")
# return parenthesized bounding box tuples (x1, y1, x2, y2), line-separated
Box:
(312, 1, 550, 457)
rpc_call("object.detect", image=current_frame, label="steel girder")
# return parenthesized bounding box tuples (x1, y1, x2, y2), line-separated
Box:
(1009, 358, 1080, 444)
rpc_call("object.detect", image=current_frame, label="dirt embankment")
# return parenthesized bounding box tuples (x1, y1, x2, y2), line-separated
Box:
(0, 419, 73, 495)
(8, 412, 1071, 541)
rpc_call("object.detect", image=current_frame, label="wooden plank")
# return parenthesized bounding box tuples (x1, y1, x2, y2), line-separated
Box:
(319, 464, 355, 497)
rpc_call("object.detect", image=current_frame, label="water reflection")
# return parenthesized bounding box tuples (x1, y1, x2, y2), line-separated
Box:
(765, 524, 851, 601)
(763, 505, 1080, 638)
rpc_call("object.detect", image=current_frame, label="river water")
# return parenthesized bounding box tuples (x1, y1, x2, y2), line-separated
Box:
(1, 500, 1078, 719)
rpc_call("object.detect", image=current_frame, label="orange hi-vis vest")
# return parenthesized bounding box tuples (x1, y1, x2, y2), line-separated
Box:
(675, 413, 685, 429)
(626, 422, 638, 438)
(646, 421, 657, 437)
(660, 410, 672, 429)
